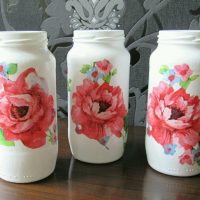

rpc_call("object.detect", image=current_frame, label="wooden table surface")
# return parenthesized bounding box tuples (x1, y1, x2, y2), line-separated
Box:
(0, 119, 199, 200)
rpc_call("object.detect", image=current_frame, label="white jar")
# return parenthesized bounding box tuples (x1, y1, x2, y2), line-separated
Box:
(146, 30, 200, 176)
(0, 31, 58, 183)
(67, 30, 130, 163)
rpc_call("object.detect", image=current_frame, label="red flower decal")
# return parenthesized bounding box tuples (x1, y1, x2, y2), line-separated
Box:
(147, 81, 200, 149)
(71, 79, 126, 141)
(174, 64, 192, 81)
(179, 150, 193, 165)
(96, 59, 112, 75)
(0, 68, 55, 149)
(0, 65, 3, 72)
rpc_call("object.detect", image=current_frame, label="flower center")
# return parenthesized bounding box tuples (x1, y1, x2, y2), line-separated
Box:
(11, 105, 29, 119)
(169, 107, 184, 120)
(180, 69, 187, 75)
(92, 71, 98, 78)
(102, 65, 108, 70)
(98, 101, 111, 113)
(0, 65, 3, 72)
(168, 75, 175, 81)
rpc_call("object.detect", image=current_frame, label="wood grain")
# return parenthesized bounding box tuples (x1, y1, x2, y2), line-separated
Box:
(0, 119, 199, 200)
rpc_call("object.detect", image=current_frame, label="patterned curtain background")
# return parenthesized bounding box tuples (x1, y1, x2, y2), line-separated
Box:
(0, 0, 200, 126)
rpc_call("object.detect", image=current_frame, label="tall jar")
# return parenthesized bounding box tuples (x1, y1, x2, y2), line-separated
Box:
(0, 31, 58, 183)
(146, 30, 200, 176)
(67, 30, 130, 164)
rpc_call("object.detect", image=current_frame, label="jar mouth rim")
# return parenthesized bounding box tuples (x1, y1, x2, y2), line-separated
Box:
(74, 30, 124, 33)
(159, 30, 200, 33)
(0, 31, 47, 46)
(158, 30, 200, 44)
(73, 30, 125, 42)
(0, 31, 47, 35)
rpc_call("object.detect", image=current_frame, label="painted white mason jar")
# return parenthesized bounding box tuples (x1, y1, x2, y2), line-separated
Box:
(67, 30, 130, 163)
(146, 31, 200, 176)
(0, 31, 58, 183)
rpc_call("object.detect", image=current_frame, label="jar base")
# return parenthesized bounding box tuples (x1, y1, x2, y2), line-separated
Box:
(0, 166, 55, 183)
(148, 161, 200, 177)
(72, 153, 124, 164)
(0, 146, 58, 183)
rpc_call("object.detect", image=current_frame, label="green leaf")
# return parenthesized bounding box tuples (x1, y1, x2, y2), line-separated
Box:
(121, 115, 128, 144)
(190, 74, 199, 81)
(47, 129, 56, 144)
(67, 79, 72, 92)
(197, 160, 200, 166)
(159, 65, 169, 74)
(103, 74, 111, 83)
(7, 63, 18, 75)
(180, 80, 191, 89)
(111, 68, 117, 76)
(0, 129, 15, 146)
(80, 64, 92, 74)
(121, 129, 126, 142)
(47, 130, 53, 143)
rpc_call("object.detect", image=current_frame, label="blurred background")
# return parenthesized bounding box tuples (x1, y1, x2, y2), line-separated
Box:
(0, 0, 199, 126)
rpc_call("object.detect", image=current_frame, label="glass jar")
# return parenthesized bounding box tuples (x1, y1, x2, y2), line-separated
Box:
(146, 31, 200, 176)
(0, 31, 58, 183)
(67, 30, 130, 163)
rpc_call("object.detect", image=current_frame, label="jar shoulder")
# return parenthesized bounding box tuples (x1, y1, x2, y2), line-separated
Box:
(68, 44, 130, 60)
(150, 45, 200, 75)
(151, 45, 200, 63)
(0, 47, 55, 64)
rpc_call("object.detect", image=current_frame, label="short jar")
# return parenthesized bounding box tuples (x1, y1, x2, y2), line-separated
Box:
(67, 30, 130, 164)
(146, 30, 200, 176)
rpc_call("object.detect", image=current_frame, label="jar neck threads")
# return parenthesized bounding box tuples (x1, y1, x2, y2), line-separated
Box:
(158, 30, 200, 44)
(0, 31, 48, 47)
(73, 30, 125, 43)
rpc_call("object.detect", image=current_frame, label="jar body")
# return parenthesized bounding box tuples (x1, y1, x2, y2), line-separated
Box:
(0, 32, 58, 183)
(67, 31, 130, 163)
(146, 32, 200, 176)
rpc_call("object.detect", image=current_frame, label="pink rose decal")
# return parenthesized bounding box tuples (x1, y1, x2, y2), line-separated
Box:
(71, 59, 127, 147)
(148, 64, 200, 165)
(148, 81, 200, 147)
(174, 64, 192, 81)
(96, 59, 112, 75)
(0, 67, 55, 149)
(179, 150, 193, 165)
(71, 79, 126, 142)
